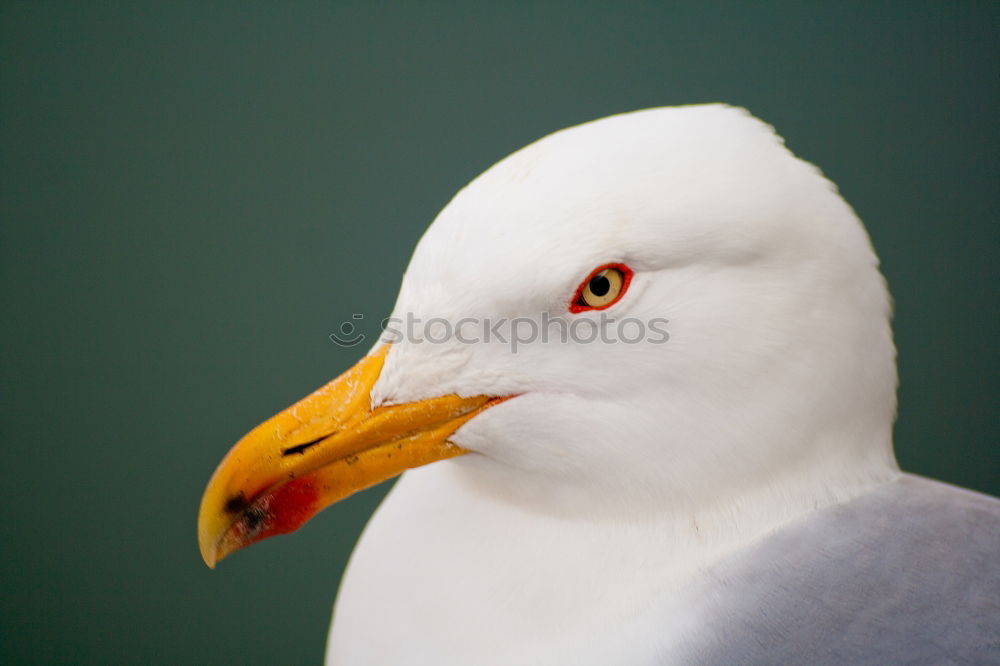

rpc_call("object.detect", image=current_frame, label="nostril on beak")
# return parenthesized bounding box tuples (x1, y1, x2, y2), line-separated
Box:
(282, 434, 329, 457)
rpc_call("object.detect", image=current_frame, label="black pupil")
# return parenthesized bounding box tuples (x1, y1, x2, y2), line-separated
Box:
(589, 273, 611, 297)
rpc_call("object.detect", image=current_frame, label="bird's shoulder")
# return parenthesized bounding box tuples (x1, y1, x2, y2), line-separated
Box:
(676, 474, 1000, 665)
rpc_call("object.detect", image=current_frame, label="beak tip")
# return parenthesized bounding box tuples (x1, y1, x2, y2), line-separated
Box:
(199, 541, 217, 569)
(198, 517, 223, 569)
(200, 522, 242, 569)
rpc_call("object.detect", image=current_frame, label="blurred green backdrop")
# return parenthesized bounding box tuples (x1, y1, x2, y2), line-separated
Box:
(1, 1, 997, 664)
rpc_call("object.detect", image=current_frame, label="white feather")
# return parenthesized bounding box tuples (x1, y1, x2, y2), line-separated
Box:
(327, 105, 900, 664)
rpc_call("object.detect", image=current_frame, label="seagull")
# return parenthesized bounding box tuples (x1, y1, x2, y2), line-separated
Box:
(198, 104, 1000, 664)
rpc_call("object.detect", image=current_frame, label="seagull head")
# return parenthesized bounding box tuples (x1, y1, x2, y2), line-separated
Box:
(198, 104, 898, 566)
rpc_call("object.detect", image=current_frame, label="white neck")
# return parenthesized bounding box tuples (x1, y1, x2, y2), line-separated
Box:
(449, 441, 899, 575)
(328, 450, 899, 665)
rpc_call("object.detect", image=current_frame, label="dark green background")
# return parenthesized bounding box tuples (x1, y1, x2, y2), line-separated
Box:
(2, 2, 997, 663)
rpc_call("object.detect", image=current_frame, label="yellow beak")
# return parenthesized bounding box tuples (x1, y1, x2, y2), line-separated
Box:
(197, 345, 504, 568)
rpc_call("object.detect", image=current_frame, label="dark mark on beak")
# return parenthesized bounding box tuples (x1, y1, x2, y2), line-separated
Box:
(243, 505, 267, 535)
(224, 492, 248, 515)
(282, 434, 329, 457)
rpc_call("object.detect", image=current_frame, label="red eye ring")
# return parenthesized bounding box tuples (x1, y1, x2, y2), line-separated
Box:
(569, 263, 634, 313)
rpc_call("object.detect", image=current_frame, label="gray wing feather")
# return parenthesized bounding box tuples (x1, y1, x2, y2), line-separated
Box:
(677, 475, 1000, 665)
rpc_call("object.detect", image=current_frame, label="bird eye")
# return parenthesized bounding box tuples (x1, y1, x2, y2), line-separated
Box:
(570, 263, 633, 312)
